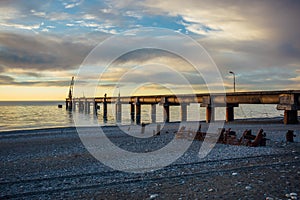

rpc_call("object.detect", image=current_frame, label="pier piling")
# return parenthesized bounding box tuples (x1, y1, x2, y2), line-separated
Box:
(163, 105, 170, 123)
(181, 104, 188, 122)
(136, 104, 141, 125)
(130, 104, 135, 123)
(151, 104, 156, 123)
(206, 106, 215, 123)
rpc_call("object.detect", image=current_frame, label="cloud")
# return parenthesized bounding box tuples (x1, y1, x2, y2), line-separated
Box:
(0, 22, 42, 32)
(0, 32, 94, 71)
(0, 75, 14, 84)
(0, 0, 299, 92)
(0, 74, 86, 87)
(63, 0, 84, 9)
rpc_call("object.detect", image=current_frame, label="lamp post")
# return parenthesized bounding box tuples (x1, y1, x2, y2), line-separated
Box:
(229, 71, 236, 92)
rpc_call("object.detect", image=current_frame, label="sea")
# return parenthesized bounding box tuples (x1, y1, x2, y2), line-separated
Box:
(0, 101, 285, 132)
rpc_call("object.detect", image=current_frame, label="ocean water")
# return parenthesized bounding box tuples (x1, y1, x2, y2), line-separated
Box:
(0, 101, 285, 132)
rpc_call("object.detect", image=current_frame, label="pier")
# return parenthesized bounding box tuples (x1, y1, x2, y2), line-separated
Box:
(66, 90, 300, 124)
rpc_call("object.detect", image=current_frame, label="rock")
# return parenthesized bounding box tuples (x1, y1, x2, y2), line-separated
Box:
(245, 186, 252, 190)
(266, 197, 274, 200)
(150, 194, 159, 199)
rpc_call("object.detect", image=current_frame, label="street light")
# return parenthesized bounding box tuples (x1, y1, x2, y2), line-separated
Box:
(229, 71, 236, 92)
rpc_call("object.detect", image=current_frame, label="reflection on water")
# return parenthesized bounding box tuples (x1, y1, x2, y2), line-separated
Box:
(0, 101, 284, 132)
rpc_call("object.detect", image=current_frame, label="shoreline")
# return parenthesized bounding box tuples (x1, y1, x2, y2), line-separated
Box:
(1, 119, 299, 199)
(0, 115, 298, 134)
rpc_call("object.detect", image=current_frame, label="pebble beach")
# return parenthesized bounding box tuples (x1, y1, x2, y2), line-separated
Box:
(0, 120, 299, 199)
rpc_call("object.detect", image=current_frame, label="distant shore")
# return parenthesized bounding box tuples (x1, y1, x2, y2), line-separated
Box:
(0, 120, 299, 199)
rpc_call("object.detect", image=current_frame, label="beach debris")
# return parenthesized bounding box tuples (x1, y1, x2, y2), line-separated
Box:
(286, 130, 296, 142)
(245, 185, 252, 190)
(149, 193, 159, 199)
(141, 123, 146, 134)
(290, 193, 298, 197)
(208, 188, 214, 192)
(223, 128, 239, 145)
(156, 124, 161, 136)
(176, 126, 269, 147)
(239, 129, 267, 147)
(232, 172, 238, 176)
(265, 197, 274, 200)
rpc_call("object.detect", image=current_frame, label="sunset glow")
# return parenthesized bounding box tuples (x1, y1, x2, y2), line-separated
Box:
(0, 0, 299, 100)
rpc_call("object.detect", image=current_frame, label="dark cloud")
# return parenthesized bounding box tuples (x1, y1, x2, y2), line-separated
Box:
(0, 65, 4, 73)
(0, 32, 94, 71)
(112, 48, 178, 64)
(0, 75, 14, 84)
(0, 74, 87, 87)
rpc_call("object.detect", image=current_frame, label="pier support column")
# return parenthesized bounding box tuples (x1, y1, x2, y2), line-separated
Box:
(115, 103, 122, 123)
(66, 100, 73, 110)
(163, 105, 170, 123)
(103, 94, 108, 122)
(136, 104, 141, 125)
(277, 94, 299, 124)
(151, 104, 156, 123)
(94, 101, 98, 115)
(79, 101, 84, 112)
(130, 104, 135, 123)
(206, 106, 215, 123)
(284, 110, 298, 124)
(181, 104, 187, 122)
(85, 101, 90, 114)
(103, 102, 107, 122)
(72, 101, 76, 111)
(226, 106, 234, 122)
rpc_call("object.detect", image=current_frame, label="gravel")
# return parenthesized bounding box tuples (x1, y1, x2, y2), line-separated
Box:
(0, 120, 299, 199)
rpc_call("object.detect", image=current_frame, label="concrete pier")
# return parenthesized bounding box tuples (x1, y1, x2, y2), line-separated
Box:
(66, 90, 300, 125)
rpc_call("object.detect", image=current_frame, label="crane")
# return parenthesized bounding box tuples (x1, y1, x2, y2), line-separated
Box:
(68, 76, 74, 100)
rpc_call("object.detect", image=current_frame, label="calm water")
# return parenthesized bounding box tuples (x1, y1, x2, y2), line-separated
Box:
(0, 101, 284, 132)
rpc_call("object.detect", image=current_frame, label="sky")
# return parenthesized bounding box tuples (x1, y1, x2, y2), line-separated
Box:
(0, 0, 299, 100)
